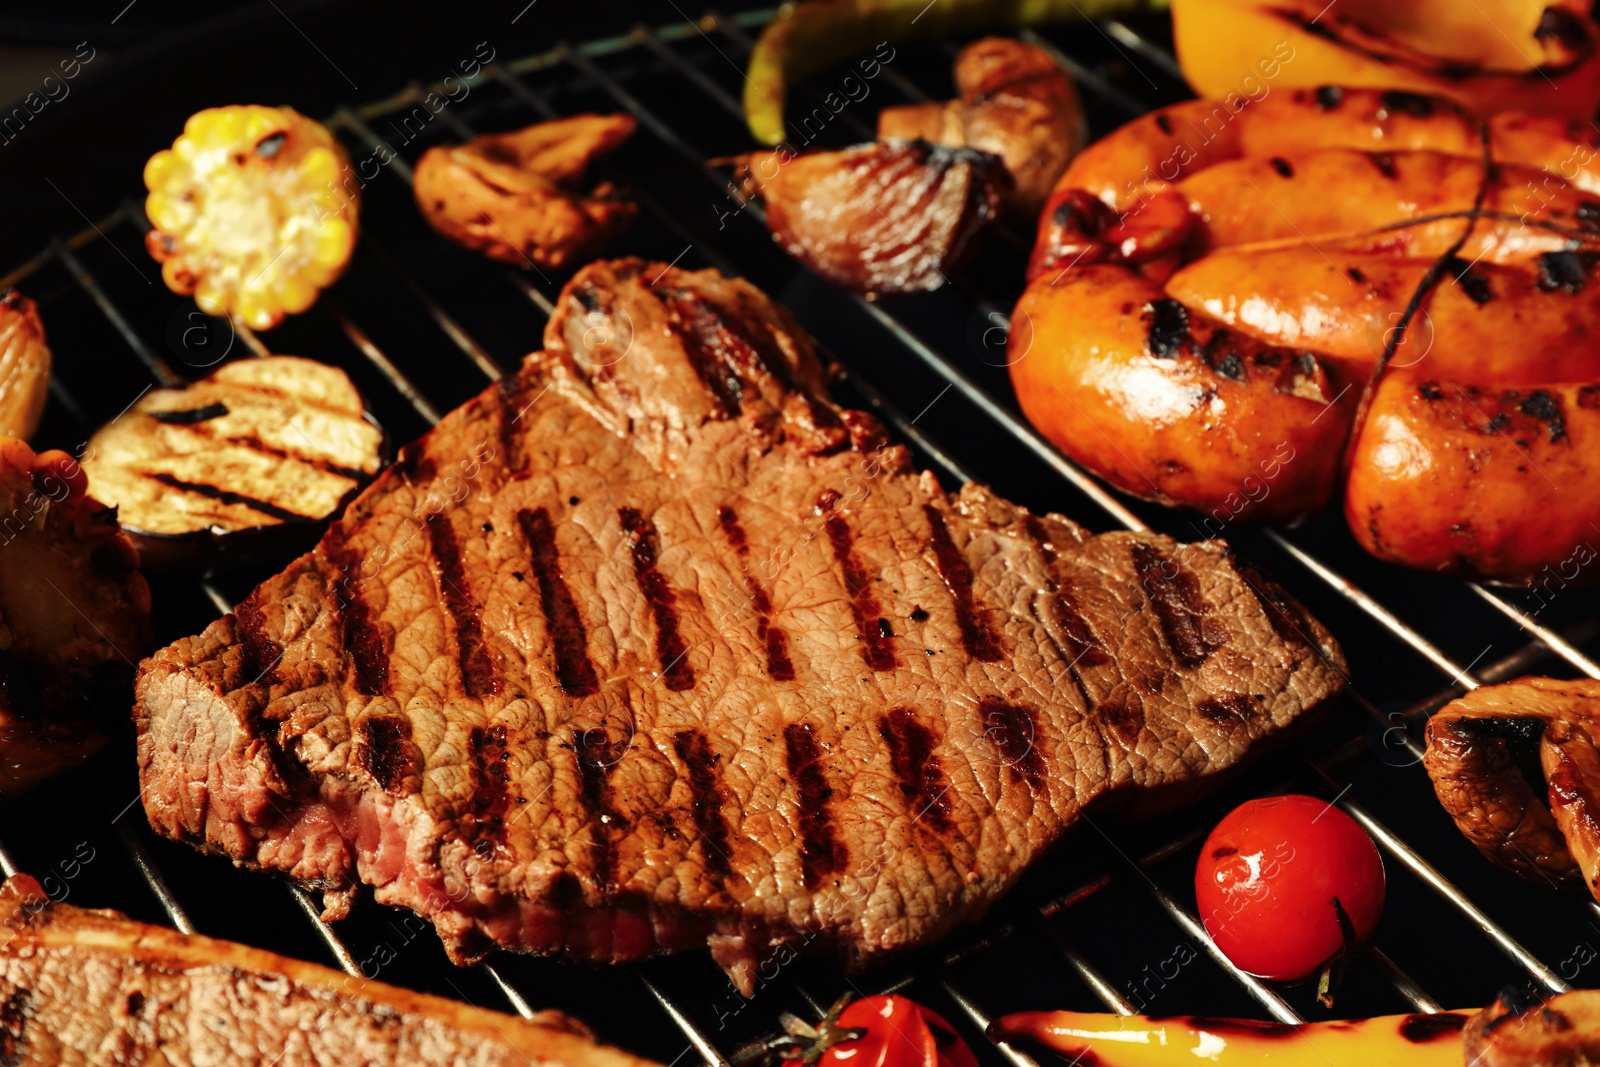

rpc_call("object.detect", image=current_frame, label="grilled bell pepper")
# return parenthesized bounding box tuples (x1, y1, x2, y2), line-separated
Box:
(744, 0, 1168, 146)
(144, 105, 358, 331)
(1171, 0, 1600, 120)
(989, 1010, 1468, 1066)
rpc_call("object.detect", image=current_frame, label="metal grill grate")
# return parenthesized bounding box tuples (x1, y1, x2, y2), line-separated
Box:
(4, 8, 1600, 1064)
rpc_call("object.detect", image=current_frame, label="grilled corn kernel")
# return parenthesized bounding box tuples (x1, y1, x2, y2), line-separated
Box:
(143, 105, 359, 331)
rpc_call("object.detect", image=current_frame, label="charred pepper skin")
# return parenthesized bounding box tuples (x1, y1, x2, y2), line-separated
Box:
(144, 105, 358, 331)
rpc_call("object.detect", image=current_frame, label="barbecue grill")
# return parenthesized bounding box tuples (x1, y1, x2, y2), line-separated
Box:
(3, 6, 1600, 1062)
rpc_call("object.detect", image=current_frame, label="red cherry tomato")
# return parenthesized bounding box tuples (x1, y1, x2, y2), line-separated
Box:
(820, 996, 979, 1067)
(1195, 794, 1386, 981)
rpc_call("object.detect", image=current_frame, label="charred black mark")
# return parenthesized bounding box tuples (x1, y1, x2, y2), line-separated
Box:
(923, 505, 1003, 662)
(674, 728, 733, 880)
(1197, 694, 1254, 723)
(618, 507, 695, 691)
(1399, 1014, 1468, 1043)
(1212, 846, 1239, 859)
(124, 991, 145, 1017)
(179, 424, 372, 482)
(1144, 298, 1190, 358)
(0, 989, 28, 1066)
(426, 513, 499, 699)
(1368, 151, 1398, 179)
(822, 500, 897, 671)
(233, 591, 280, 687)
(785, 722, 848, 889)
(911, 607, 929, 621)
(1155, 113, 1173, 134)
(1347, 267, 1367, 284)
(357, 716, 417, 796)
(660, 290, 747, 417)
(879, 708, 952, 830)
(1378, 90, 1435, 117)
(1580, 383, 1600, 410)
(1536, 5, 1588, 47)
(394, 443, 435, 486)
(151, 402, 229, 424)
(254, 131, 287, 158)
(1419, 381, 1446, 401)
(1445, 256, 1493, 306)
(718, 505, 795, 681)
(497, 373, 531, 470)
(1023, 514, 1107, 710)
(1521, 389, 1569, 442)
(980, 699, 1045, 788)
(1314, 85, 1344, 110)
(1231, 553, 1315, 650)
(1097, 699, 1144, 743)
(1131, 542, 1221, 669)
(1203, 331, 1247, 381)
(466, 724, 511, 851)
(323, 525, 389, 697)
(574, 726, 627, 893)
(1537, 250, 1595, 293)
(1269, 157, 1293, 178)
(145, 472, 314, 523)
(518, 507, 600, 697)
(1184, 1018, 1296, 1037)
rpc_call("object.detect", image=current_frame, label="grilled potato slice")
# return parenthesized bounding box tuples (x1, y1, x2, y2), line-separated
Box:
(0, 439, 150, 794)
(144, 106, 358, 331)
(413, 114, 637, 270)
(0, 290, 50, 440)
(80, 356, 384, 568)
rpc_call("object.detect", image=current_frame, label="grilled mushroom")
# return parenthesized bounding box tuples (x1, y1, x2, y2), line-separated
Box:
(1423, 676, 1600, 893)
(878, 37, 1084, 218)
(0, 439, 150, 794)
(0, 290, 50, 440)
(742, 139, 1010, 293)
(1465, 988, 1600, 1067)
(79, 356, 384, 568)
(413, 114, 638, 270)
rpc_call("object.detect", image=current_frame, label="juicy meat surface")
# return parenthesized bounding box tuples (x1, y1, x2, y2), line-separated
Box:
(0, 872, 654, 1066)
(136, 258, 1347, 993)
(1425, 676, 1600, 891)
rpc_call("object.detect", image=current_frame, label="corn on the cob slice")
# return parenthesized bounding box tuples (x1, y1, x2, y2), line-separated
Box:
(144, 105, 357, 330)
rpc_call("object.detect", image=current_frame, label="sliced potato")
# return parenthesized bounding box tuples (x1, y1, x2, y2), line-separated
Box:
(0, 290, 51, 439)
(0, 438, 150, 794)
(81, 356, 385, 567)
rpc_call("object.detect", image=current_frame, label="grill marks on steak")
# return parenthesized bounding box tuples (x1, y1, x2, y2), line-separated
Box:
(135, 258, 1347, 993)
(785, 722, 850, 890)
(718, 505, 795, 682)
(519, 507, 601, 697)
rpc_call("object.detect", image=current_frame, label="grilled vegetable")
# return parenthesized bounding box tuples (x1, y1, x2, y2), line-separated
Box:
(988, 1009, 1467, 1066)
(1424, 678, 1600, 894)
(0, 438, 150, 794)
(144, 105, 358, 331)
(1016, 87, 1600, 582)
(1466, 988, 1600, 1066)
(1172, 0, 1600, 121)
(878, 38, 1084, 218)
(737, 995, 978, 1067)
(742, 0, 1167, 147)
(79, 356, 384, 568)
(743, 139, 1009, 293)
(1196, 795, 1385, 983)
(0, 290, 51, 439)
(413, 114, 637, 270)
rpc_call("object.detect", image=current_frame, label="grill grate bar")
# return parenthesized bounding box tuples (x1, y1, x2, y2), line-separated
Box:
(291, 886, 363, 977)
(1367, 948, 1445, 1014)
(941, 981, 1041, 1067)
(1031, 917, 1136, 1014)
(1469, 585, 1600, 680)
(642, 973, 731, 1067)
(52, 237, 178, 387)
(324, 299, 444, 424)
(1100, 19, 1186, 80)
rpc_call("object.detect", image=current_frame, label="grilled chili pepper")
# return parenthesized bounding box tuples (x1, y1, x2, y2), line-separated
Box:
(743, 0, 1168, 147)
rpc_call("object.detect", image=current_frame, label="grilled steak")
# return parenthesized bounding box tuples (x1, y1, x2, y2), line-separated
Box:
(0, 872, 652, 1066)
(136, 258, 1346, 993)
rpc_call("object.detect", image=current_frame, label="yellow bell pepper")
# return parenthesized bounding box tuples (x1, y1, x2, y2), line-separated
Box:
(989, 1009, 1468, 1066)
(144, 105, 358, 331)
(1171, 0, 1600, 120)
